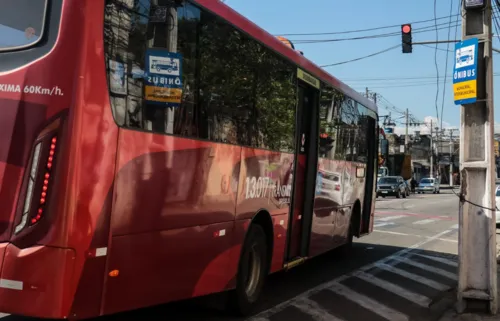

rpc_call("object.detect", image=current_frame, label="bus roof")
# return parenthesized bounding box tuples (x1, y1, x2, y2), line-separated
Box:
(195, 0, 378, 114)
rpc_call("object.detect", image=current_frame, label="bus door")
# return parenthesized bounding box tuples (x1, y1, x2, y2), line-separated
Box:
(360, 118, 378, 235)
(284, 71, 320, 266)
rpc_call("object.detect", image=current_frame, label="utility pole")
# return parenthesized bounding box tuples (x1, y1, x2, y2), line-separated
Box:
(430, 119, 433, 178)
(449, 128, 459, 187)
(405, 108, 409, 153)
(457, 0, 497, 314)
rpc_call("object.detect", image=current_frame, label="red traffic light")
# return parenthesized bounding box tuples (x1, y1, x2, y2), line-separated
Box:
(402, 24, 411, 33)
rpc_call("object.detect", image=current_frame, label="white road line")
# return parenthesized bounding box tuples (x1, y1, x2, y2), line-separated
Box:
(373, 230, 458, 243)
(411, 253, 458, 267)
(292, 298, 345, 321)
(373, 222, 396, 228)
(393, 256, 458, 280)
(247, 227, 456, 321)
(376, 215, 407, 221)
(413, 219, 439, 225)
(356, 271, 431, 308)
(328, 282, 409, 321)
(374, 263, 449, 291)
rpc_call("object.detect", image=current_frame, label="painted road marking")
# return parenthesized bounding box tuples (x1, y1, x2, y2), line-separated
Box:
(374, 263, 449, 291)
(328, 282, 409, 321)
(293, 298, 345, 321)
(372, 230, 458, 243)
(355, 271, 431, 308)
(373, 222, 396, 228)
(376, 215, 407, 222)
(412, 253, 458, 267)
(248, 227, 457, 321)
(392, 256, 458, 280)
(413, 219, 439, 225)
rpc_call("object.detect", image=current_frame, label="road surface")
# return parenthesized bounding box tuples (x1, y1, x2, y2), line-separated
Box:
(2, 190, 460, 321)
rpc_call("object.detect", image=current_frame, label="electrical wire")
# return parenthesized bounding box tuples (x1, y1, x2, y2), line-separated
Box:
(439, 0, 456, 133)
(451, 187, 499, 212)
(289, 22, 461, 44)
(275, 14, 460, 36)
(433, 0, 440, 126)
(320, 45, 400, 67)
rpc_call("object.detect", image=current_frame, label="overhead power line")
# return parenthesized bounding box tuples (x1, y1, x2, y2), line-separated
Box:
(320, 45, 399, 67)
(289, 21, 461, 44)
(275, 13, 460, 36)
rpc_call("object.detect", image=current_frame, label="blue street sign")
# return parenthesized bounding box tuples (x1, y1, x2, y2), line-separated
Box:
(453, 37, 478, 105)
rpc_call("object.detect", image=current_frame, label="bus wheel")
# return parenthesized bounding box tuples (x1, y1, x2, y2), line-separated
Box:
(229, 224, 268, 316)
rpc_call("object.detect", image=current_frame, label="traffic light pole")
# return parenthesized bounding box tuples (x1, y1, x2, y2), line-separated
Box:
(457, 0, 497, 314)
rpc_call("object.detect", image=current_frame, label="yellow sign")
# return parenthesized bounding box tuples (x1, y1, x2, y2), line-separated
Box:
(453, 79, 477, 102)
(297, 69, 320, 89)
(495, 140, 499, 157)
(145, 86, 182, 104)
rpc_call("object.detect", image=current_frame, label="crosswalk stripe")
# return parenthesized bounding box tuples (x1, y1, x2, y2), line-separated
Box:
(374, 263, 449, 291)
(328, 282, 409, 321)
(293, 298, 345, 321)
(411, 253, 458, 267)
(393, 256, 458, 280)
(355, 271, 432, 308)
(376, 215, 407, 222)
(412, 219, 439, 225)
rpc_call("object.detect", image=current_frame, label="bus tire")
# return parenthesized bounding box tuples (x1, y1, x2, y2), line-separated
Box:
(228, 224, 268, 316)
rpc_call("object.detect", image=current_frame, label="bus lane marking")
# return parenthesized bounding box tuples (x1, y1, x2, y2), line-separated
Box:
(247, 228, 456, 321)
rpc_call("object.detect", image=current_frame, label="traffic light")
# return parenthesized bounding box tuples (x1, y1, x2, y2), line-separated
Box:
(401, 24, 412, 53)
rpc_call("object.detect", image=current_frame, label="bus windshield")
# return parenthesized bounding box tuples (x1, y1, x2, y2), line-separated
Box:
(0, 0, 46, 51)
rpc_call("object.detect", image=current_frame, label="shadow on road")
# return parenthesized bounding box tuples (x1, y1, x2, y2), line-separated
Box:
(3, 243, 458, 321)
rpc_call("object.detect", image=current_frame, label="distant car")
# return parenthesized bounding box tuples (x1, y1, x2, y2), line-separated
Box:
(377, 176, 407, 198)
(416, 177, 440, 194)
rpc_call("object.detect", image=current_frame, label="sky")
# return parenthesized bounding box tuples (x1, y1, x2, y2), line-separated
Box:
(225, 0, 500, 135)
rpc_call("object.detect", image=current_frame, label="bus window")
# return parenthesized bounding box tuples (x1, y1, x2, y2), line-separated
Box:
(0, 0, 47, 51)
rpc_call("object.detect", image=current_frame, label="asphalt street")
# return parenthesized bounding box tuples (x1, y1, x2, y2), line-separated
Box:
(1, 190, 460, 321)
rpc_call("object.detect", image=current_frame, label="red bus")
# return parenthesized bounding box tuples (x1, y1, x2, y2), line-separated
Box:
(0, 0, 378, 319)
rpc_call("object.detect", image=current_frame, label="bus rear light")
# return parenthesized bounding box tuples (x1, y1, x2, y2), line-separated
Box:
(14, 132, 59, 234)
(31, 135, 58, 226)
(14, 142, 42, 234)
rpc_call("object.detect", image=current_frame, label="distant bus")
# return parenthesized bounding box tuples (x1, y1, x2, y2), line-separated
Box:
(0, 0, 378, 319)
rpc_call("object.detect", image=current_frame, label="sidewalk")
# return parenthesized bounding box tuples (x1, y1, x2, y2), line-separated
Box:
(438, 234, 500, 321)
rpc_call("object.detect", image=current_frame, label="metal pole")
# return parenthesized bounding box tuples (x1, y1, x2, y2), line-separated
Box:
(405, 108, 409, 154)
(430, 119, 433, 178)
(458, 0, 497, 314)
(450, 129, 453, 187)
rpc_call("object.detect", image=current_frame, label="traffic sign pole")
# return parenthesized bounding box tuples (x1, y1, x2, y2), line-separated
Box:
(457, 0, 497, 314)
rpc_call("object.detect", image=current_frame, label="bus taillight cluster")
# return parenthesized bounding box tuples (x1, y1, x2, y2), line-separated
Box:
(32, 136, 57, 225)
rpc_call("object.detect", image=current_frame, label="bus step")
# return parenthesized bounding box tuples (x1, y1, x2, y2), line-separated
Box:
(284, 257, 307, 270)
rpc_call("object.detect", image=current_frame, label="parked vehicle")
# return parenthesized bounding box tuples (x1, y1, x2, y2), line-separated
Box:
(416, 177, 440, 194)
(377, 176, 407, 198)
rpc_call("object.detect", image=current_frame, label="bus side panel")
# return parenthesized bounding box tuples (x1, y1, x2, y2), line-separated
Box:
(0, 245, 75, 319)
(102, 131, 241, 314)
(234, 148, 293, 271)
(68, 189, 114, 319)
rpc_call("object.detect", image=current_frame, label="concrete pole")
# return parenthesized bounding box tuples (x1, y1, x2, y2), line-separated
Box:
(405, 108, 409, 154)
(430, 119, 433, 178)
(457, 0, 497, 314)
(449, 129, 454, 187)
